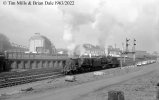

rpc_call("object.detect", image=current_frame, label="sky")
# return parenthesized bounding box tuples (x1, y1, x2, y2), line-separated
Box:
(0, 0, 159, 52)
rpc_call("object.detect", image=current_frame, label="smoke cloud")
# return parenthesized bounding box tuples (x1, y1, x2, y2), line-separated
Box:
(60, 0, 159, 52)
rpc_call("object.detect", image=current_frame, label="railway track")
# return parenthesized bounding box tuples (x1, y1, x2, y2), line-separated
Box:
(0, 68, 61, 79)
(0, 68, 64, 88)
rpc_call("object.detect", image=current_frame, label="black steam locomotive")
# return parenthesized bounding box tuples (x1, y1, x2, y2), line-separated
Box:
(63, 56, 120, 74)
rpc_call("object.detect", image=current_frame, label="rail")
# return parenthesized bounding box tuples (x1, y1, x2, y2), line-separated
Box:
(0, 68, 64, 88)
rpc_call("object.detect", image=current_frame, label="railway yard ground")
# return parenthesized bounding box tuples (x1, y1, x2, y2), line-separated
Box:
(0, 63, 159, 100)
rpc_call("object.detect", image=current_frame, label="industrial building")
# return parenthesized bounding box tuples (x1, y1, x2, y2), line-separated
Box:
(74, 44, 105, 57)
(29, 33, 56, 54)
(107, 46, 121, 57)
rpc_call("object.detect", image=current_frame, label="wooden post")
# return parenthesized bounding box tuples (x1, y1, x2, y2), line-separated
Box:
(108, 90, 125, 100)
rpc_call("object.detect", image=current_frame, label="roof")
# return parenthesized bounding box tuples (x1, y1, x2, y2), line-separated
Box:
(108, 47, 121, 52)
(29, 33, 44, 40)
(75, 44, 105, 51)
(29, 33, 52, 41)
(29, 33, 52, 45)
(83, 44, 105, 51)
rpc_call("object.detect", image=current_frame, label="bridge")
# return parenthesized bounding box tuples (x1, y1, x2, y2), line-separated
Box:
(3, 52, 68, 71)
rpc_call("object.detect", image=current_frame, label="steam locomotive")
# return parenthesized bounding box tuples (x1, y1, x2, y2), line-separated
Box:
(63, 56, 120, 74)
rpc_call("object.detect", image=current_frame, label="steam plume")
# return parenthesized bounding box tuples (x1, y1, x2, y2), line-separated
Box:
(59, 5, 96, 56)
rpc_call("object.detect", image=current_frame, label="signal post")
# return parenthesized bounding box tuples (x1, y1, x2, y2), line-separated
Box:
(120, 38, 136, 68)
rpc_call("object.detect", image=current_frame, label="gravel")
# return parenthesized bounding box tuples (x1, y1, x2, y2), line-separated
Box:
(0, 64, 153, 100)
(81, 65, 159, 100)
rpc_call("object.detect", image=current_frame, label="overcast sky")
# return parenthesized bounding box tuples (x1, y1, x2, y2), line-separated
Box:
(0, 0, 159, 52)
